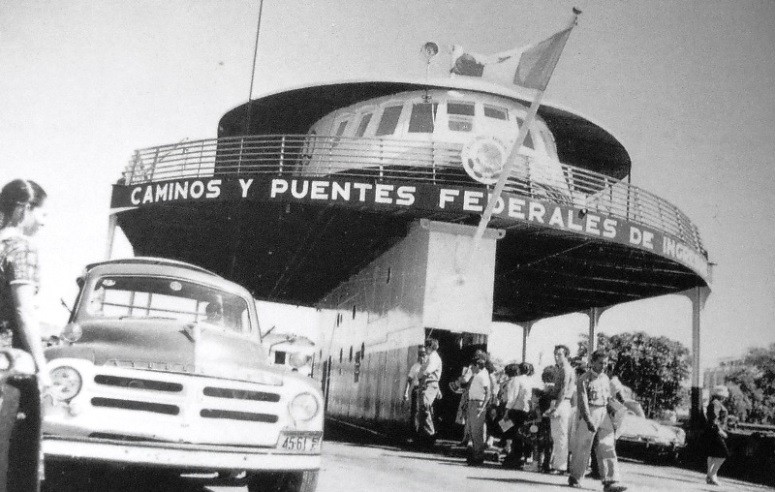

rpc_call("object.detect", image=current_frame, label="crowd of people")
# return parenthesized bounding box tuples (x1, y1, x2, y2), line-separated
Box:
(404, 341, 631, 492)
(403, 337, 739, 489)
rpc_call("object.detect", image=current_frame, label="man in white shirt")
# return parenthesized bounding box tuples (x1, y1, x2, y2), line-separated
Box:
(403, 346, 427, 436)
(419, 338, 442, 447)
(568, 350, 627, 492)
(466, 353, 490, 465)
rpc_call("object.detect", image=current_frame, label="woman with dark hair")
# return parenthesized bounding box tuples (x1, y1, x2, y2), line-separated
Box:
(704, 385, 730, 485)
(0, 179, 49, 383)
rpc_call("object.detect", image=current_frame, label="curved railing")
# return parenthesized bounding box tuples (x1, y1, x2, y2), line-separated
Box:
(121, 135, 704, 252)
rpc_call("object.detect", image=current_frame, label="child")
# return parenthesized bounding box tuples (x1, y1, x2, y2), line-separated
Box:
(534, 366, 556, 472)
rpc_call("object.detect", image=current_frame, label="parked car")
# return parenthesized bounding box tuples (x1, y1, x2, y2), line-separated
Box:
(42, 258, 323, 492)
(613, 400, 686, 464)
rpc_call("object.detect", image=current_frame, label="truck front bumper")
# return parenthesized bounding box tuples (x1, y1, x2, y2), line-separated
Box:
(43, 435, 320, 471)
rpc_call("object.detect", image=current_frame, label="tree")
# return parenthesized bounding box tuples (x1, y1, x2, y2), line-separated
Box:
(725, 343, 775, 424)
(725, 382, 751, 423)
(577, 331, 691, 418)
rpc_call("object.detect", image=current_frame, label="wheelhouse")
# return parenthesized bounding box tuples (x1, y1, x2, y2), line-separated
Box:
(298, 89, 566, 192)
(307, 90, 555, 153)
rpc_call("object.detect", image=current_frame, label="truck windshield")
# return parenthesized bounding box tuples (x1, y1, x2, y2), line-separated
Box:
(82, 275, 250, 333)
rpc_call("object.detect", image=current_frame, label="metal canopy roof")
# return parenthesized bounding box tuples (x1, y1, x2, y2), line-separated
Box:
(217, 78, 632, 180)
(116, 199, 705, 324)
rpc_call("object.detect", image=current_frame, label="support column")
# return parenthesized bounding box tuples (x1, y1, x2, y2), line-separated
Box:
(514, 321, 534, 363)
(679, 286, 711, 428)
(104, 214, 118, 260)
(587, 306, 608, 358)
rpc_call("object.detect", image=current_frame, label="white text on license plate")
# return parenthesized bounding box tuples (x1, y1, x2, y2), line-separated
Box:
(280, 432, 322, 453)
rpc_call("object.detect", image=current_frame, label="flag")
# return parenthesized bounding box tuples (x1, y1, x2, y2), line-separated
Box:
(450, 23, 575, 91)
(450, 45, 513, 77)
(514, 26, 573, 90)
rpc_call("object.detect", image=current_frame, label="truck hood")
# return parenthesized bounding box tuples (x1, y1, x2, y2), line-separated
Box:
(46, 319, 283, 386)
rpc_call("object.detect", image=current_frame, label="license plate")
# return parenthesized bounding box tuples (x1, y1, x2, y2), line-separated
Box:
(279, 431, 322, 453)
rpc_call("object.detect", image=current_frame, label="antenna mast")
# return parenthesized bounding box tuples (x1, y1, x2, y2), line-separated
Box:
(420, 42, 439, 103)
(244, 0, 265, 135)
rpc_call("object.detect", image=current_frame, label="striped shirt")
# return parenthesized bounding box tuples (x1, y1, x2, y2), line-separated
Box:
(0, 234, 40, 347)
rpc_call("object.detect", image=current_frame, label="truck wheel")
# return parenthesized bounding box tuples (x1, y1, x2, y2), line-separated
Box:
(247, 470, 319, 492)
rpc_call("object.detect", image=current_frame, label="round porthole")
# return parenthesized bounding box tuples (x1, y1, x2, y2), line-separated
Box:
(461, 136, 508, 185)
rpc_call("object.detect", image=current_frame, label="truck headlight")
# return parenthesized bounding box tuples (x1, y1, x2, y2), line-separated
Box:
(289, 352, 311, 369)
(289, 392, 319, 422)
(50, 366, 82, 401)
(61, 322, 83, 343)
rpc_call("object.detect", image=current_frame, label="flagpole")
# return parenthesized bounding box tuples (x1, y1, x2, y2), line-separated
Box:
(244, 0, 265, 135)
(461, 9, 580, 277)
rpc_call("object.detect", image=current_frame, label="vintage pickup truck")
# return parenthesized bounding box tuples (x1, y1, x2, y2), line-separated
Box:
(42, 258, 323, 492)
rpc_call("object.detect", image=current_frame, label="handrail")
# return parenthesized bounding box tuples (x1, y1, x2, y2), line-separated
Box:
(120, 135, 704, 252)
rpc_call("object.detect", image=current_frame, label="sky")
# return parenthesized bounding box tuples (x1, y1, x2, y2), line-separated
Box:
(1, 0, 774, 373)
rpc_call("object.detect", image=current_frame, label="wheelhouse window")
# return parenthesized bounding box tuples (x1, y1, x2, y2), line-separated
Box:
(447, 101, 475, 132)
(407, 103, 438, 133)
(484, 105, 509, 120)
(332, 120, 349, 148)
(355, 113, 373, 137)
(539, 127, 558, 159)
(515, 117, 535, 149)
(83, 276, 250, 334)
(375, 106, 403, 136)
(301, 130, 317, 166)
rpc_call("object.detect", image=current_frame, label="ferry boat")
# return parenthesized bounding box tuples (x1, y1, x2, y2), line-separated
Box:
(109, 76, 711, 437)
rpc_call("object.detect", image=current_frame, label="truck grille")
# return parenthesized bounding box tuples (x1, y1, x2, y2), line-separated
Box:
(91, 397, 180, 415)
(200, 409, 278, 423)
(65, 366, 286, 446)
(203, 386, 280, 402)
(95, 375, 183, 392)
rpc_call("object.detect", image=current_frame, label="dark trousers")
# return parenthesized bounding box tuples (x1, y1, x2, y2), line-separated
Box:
(0, 374, 41, 492)
(590, 433, 600, 476)
(505, 410, 528, 464)
(537, 417, 552, 470)
(410, 387, 422, 435)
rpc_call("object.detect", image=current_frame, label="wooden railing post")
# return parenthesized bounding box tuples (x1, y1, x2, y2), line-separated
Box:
(150, 148, 159, 181)
(181, 146, 188, 178)
(238, 137, 244, 174)
(279, 135, 285, 176)
(379, 140, 384, 180)
(431, 141, 437, 185)
(198, 140, 204, 177)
